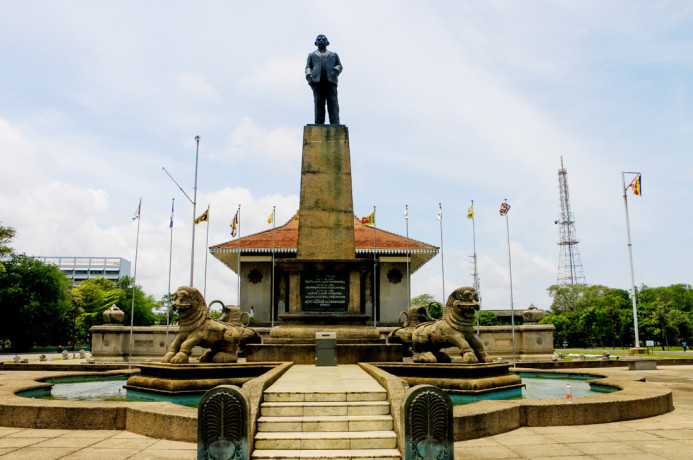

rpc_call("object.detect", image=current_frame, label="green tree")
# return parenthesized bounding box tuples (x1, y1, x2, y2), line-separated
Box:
(115, 276, 159, 327)
(477, 311, 498, 326)
(410, 293, 443, 319)
(0, 255, 72, 349)
(0, 225, 16, 256)
(71, 278, 125, 343)
(410, 293, 436, 306)
(153, 293, 178, 325)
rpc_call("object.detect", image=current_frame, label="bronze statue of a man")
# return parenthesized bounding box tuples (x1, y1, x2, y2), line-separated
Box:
(306, 34, 342, 125)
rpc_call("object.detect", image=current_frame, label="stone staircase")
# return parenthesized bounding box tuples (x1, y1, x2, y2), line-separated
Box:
(251, 365, 401, 460)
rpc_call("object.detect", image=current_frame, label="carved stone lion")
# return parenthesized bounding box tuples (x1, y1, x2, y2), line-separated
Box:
(387, 304, 431, 356)
(412, 286, 491, 364)
(209, 300, 261, 355)
(162, 286, 241, 364)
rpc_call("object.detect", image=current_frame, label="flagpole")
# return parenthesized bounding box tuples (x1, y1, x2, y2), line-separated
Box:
(190, 135, 200, 286)
(405, 205, 410, 307)
(166, 198, 174, 350)
(129, 198, 142, 369)
(271, 206, 276, 328)
(438, 203, 445, 302)
(471, 200, 480, 338)
(503, 200, 516, 367)
(373, 205, 377, 328)
(622, 172, 640, 348)
(237, 205, 241, 307)
(203, 205, 210, 299)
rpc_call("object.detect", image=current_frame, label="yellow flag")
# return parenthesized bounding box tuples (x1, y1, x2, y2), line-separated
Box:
(267, 212, 273, 224)
(467, 205, 474, 220)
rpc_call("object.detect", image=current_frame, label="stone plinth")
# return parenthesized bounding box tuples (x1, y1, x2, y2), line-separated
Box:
(479, 324, 556, 360)
(371, 362, 523, 394)
(297, 125, 355, 260)
(90, 325, 199, 362)
(125, 363, 281, 394)
(245, 343, 402, 364)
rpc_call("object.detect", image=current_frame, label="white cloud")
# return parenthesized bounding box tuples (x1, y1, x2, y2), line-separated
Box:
(238, 54, 306, 106)
(172, 71, 221, 103)
(208, 117, 301, 167)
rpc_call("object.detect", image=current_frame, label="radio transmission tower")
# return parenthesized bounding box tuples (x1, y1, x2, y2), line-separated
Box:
(556, 157, 585, 285)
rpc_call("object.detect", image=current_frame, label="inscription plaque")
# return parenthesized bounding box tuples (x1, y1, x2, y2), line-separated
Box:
(301, 271, 349, 312)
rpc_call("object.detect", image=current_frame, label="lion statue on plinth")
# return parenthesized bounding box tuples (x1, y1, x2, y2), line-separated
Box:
(411, 286, 492, 364)
(209, 300, 261, 356)
(162, 286, 241, 364)
(387, 304, 430, 356)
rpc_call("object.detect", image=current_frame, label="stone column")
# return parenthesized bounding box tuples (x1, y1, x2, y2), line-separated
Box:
(297, 125, 355, 260)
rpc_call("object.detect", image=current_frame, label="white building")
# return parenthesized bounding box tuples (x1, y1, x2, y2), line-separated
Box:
(34, 256, 131, 287)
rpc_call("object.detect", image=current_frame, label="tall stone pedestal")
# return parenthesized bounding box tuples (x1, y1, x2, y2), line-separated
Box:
(248, 125, 401, 363)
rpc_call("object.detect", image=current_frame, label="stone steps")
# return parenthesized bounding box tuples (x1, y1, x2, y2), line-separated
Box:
(263, 391, 388, 402)
(254, 431, 397, 450)
(257, 414, 394, 432)
(252, 365, 401, 460)
(252, 448, 401, 460)
(261, 401, 391, 417)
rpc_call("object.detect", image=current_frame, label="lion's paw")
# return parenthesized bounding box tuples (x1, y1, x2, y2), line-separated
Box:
(460, 351, 479, 364)
(170, 352, 189, 364)
(413, 351, 437, 363)
(161, 352, 175, 363)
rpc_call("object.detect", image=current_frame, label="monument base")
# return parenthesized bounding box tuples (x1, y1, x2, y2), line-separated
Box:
(245, 343, 403, 364)
(370, 362, 523, 393)
(124, 363, 281, 394)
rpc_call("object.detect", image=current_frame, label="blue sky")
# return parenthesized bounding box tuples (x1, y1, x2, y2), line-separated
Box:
(1, 1, 691, 311)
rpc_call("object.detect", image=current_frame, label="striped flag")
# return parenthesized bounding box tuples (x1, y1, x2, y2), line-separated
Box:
(231, 209, 239, 237)
(169, 201, 174, 228)
(132, 200, 141, 221)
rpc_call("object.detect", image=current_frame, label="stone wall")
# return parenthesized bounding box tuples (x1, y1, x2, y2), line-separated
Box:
(90, 325, 203, 361)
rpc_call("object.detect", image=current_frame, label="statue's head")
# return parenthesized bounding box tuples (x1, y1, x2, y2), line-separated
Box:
(172, 286, 205, 316)
(315, 34, 329, 47)
(447, 286, 480, 314)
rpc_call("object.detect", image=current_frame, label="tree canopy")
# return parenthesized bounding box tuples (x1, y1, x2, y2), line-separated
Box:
(543, 283, 693, 349)
(0, 255, 73, 349)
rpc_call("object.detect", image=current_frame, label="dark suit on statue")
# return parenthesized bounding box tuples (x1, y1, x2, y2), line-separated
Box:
(306, 50, 342, 124)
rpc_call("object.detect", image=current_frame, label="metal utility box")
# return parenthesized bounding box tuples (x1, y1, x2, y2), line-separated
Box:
(315, 332, 337, 366)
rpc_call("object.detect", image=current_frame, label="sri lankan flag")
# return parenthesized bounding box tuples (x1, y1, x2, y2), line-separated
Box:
(231, 209, 239, 237)
(629, 174, 642, 196)
(194, 208, 209, 225)
(361, 211, 375, 226)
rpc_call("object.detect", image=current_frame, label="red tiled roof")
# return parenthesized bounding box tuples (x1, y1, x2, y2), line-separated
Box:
(210, 213, 438, 274)
(210, 215, 436, 252)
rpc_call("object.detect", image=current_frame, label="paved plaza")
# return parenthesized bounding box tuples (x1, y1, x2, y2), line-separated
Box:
(0, 365, 690, 459)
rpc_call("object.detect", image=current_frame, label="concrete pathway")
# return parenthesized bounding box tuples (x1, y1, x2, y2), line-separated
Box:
(0, 428, 194, 459)
(454, 365, 693, 459)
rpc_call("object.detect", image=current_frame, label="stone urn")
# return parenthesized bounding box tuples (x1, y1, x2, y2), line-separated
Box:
(522, 304, 545, 324)
(103, 305, 125, 324)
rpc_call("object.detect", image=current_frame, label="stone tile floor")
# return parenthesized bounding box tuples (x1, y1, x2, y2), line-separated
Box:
(1, 365, 692, 459)
(0, 428, 195, 459)
(454, 365, 693, 459)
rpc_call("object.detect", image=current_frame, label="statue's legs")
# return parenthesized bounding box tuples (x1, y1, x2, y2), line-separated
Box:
(312, 84, 327, 124)
(326, 84, 339, 124)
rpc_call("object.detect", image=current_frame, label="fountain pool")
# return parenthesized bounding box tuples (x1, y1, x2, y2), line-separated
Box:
(17, 371, 618, 408)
